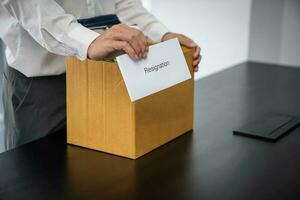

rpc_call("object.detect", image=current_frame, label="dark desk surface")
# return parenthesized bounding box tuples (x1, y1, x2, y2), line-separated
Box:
(1, 62, 300, 200)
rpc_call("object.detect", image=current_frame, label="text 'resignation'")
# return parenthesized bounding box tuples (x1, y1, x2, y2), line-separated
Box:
(144, 61, 170, 74)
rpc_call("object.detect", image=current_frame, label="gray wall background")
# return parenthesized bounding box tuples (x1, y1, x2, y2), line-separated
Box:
(0, 40, 5, 153)
(143, 0, 252, 79)
(249, 0, 300, 66)
(144, 0, 300, 79)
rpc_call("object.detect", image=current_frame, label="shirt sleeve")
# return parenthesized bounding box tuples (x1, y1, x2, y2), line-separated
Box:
(0, 0, 100, 60)
(115, 0, 170, 43)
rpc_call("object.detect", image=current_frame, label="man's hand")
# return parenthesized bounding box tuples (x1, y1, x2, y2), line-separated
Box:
(162, 32, 201, 72)
(87, 24, 148, 61)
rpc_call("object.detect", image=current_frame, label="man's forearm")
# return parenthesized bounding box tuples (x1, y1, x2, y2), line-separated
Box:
(1, 0, 99, 60)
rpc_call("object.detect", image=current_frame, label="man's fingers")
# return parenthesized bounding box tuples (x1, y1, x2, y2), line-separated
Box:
(88, 24, 150, 61)
(193, 59, 200, 67)
(113, 41, 138, 60)
(112, 31, 143, 58)
(125, 29, 146, 59)
(137, 31, 148, 58)
(194, 66, 199, 72)
(133, 31, 148, 58)
(111, 25, 147, 59)
(194, 52, 200, 60)
(193, 54, 201, 66)
(129, 35, 144, 58)
(194, 46, 201, 59)
(178, 35, 197, 48)
(129, 27, 148, 57)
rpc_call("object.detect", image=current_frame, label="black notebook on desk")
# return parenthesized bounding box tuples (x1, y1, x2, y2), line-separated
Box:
(233, 114, 300, 142)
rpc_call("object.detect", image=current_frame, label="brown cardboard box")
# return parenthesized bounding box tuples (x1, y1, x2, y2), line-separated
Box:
(66, 45, 194, 159)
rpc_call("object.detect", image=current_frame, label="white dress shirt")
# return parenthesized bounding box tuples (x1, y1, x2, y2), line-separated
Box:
(0, 0, 169, 77)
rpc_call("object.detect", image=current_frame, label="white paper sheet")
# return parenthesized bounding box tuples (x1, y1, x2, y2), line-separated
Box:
(116, 38, 191, 101)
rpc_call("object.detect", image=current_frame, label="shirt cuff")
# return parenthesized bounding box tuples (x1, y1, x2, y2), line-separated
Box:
(146, 22, 170, 43)
(67, 24, 100, 60)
